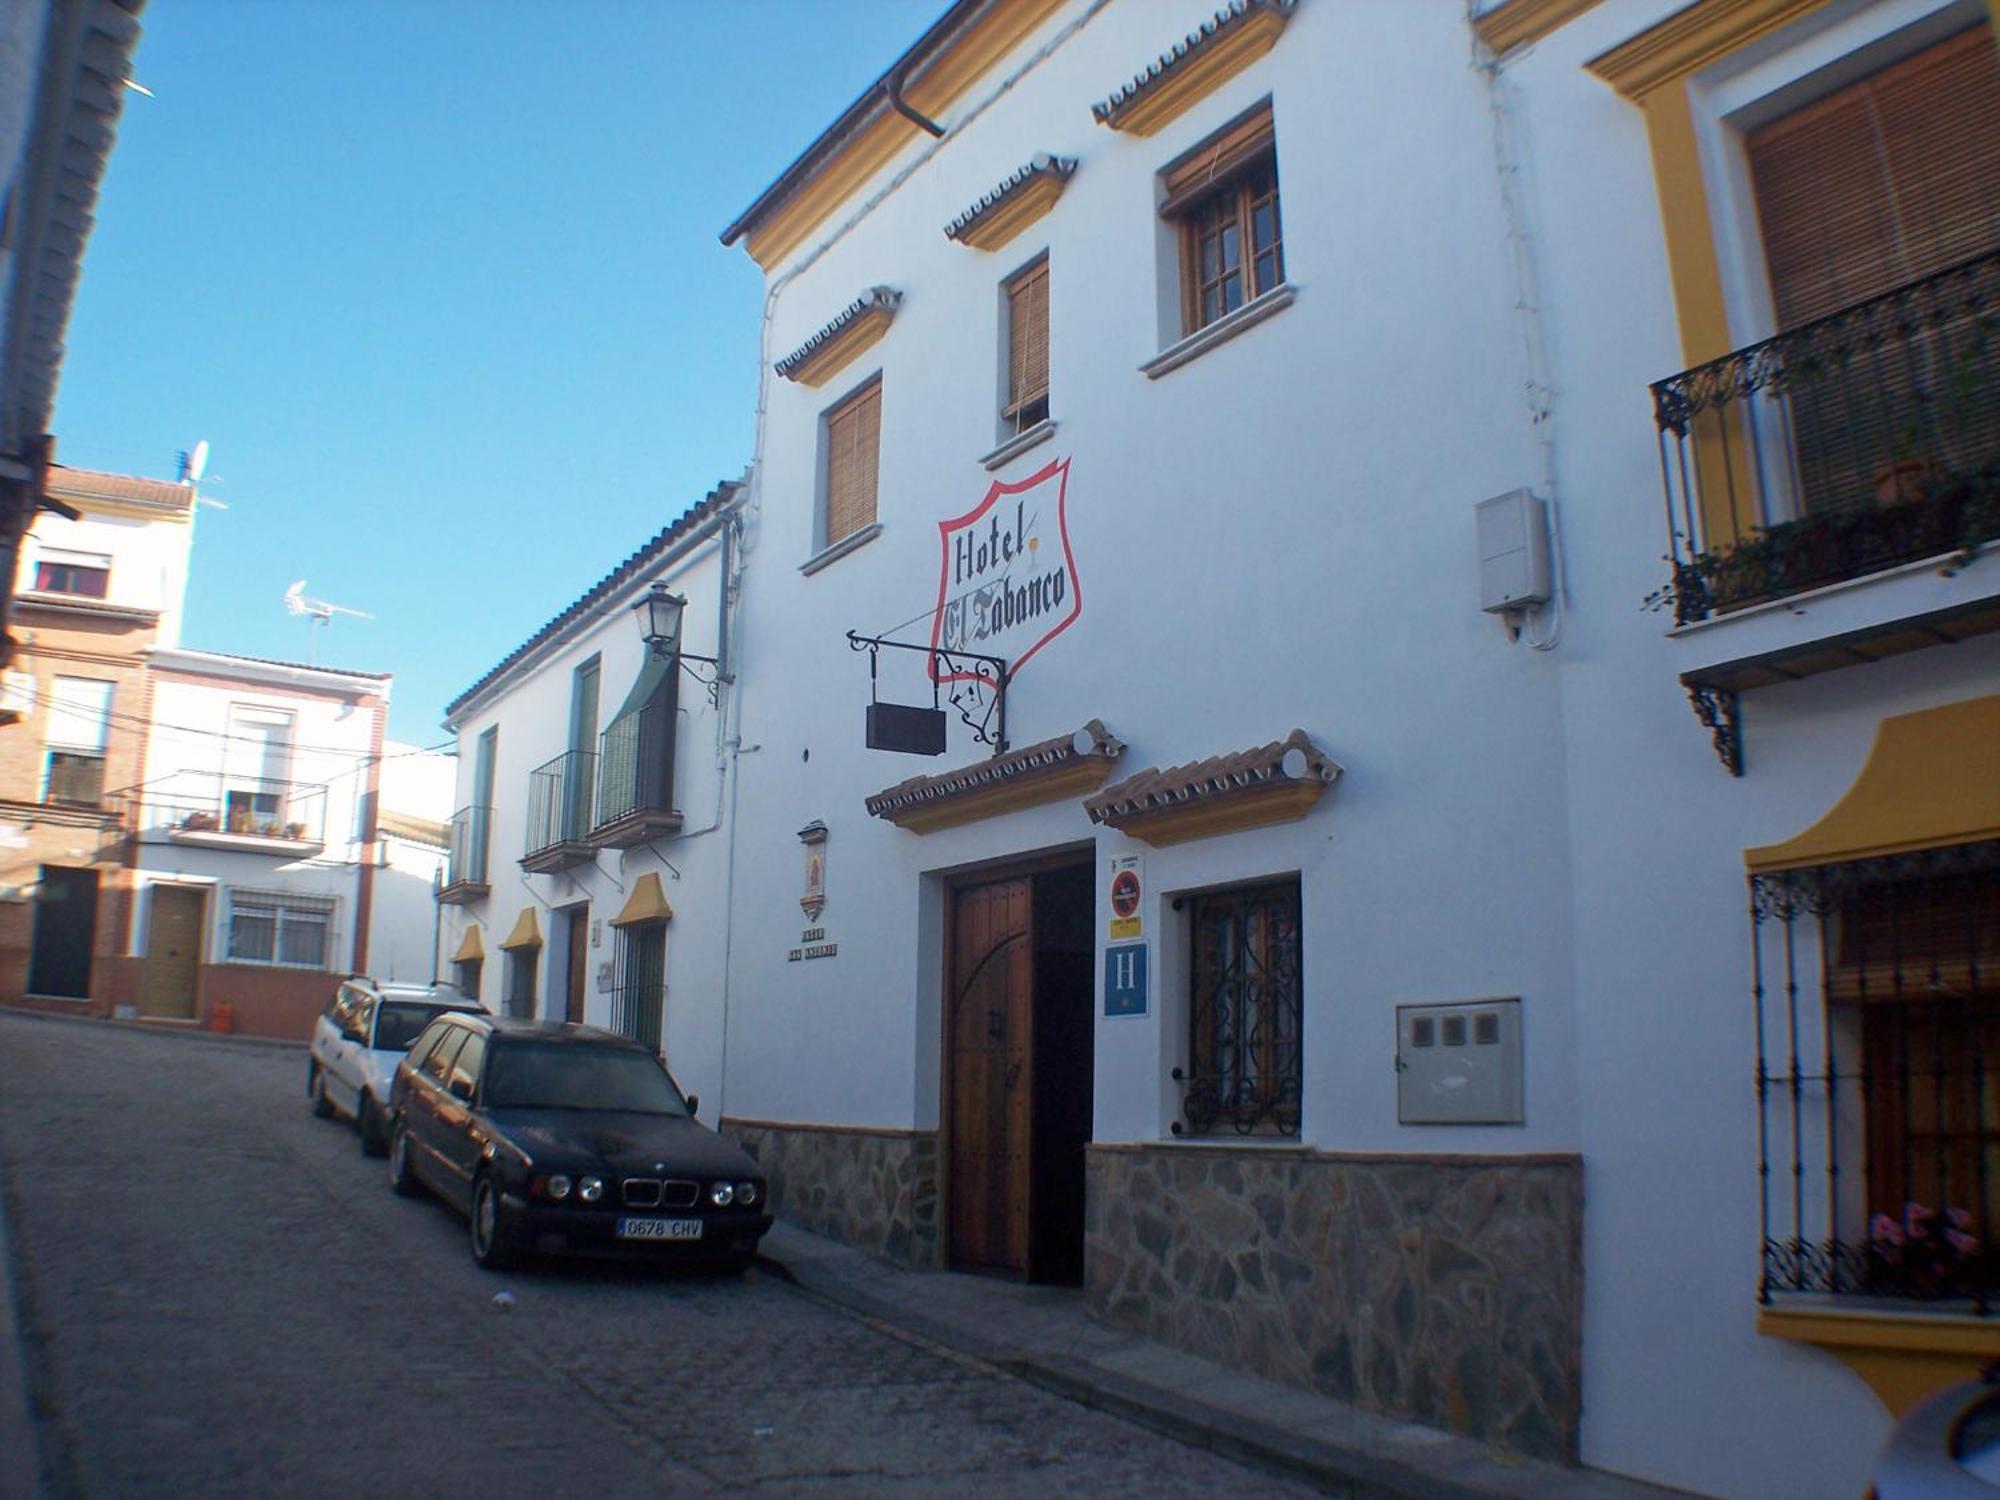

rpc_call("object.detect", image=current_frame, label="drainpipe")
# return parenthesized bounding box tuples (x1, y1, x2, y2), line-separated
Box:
(884, 62, 945, 138)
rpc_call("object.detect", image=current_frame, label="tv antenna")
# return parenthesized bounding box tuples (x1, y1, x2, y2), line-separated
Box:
(176, 440, 229, 510)
(284, 579, 373, 663)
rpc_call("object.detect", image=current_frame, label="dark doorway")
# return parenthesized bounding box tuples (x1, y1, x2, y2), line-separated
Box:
(29, 866, 98, 999)
(564, 905, 589, 1023)
(946, 858, 1094, 1283)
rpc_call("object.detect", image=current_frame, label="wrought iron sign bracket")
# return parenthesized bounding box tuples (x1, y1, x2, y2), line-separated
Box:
(846, 630, 1010, 756)
(1685, 681, 1743, 777)
(673, 650, 730, 710)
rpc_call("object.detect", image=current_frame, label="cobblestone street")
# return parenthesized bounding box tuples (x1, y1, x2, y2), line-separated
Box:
(0, 1014, 1321, 1499)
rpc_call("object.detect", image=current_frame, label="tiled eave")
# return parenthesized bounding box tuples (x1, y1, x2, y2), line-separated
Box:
(1091, 0, 1296, 137)
(775, 287, 901, 386)
(944, 155, 1077, 251)
(1084, 729, 1339, 848)
(867, 720, 1125, 834)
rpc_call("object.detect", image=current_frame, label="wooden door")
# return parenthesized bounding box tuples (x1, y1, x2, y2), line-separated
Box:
(28, 866, 98, 1000)
(949, 878, 1033, 1273)
(143, 885, 202, 1019)
(565, 906, 588, 1023)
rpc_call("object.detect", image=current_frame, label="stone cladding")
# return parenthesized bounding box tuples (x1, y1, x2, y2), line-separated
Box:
(1085, 1143, 1582, 1460)
(727, 1120, 941, 1267)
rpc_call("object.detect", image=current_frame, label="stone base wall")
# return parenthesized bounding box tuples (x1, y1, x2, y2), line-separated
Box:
(725, 1119, 939, 1267)
(1085, 1144, 1582, 1461)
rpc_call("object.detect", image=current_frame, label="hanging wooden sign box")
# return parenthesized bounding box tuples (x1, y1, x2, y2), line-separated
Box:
(867, 701, 947, 756)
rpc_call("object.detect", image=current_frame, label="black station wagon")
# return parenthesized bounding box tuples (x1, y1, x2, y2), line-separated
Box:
(387, 1014, 771, 1271)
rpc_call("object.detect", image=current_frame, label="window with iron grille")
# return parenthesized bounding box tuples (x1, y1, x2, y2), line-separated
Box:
(1161, 102, 1283, 336)
(612, 922, 666, 1054)
(1001, 258, 1049, 436)
(820, 377, 881, 551)
(455, 957, 482, 1002)
(1754, 846, 2000, 1313)
(225, 888, 335, 969)
(1177, 878, 1302, 1137)
(42, 675, 112, 808)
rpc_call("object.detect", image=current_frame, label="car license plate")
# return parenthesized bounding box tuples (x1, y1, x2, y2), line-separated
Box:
(617, 1217, 702, 1241)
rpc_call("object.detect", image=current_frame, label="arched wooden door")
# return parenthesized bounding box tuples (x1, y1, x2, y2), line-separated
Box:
(948, 878, 1033, 1273)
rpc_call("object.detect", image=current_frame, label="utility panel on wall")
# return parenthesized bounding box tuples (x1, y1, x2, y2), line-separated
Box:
(1475, 490, 1551, 613)
(1396, 998, 1523, 1125)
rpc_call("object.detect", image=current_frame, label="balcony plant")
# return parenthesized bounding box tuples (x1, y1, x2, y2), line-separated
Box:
(179, 810, 218, 832)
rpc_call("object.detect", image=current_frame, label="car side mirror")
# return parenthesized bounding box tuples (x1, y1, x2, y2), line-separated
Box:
(684, 1093, 699, 1118)
(448, 1076, 474, 1102)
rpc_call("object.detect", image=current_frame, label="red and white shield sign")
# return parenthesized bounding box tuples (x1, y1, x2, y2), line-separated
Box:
(929, 457, 1080, 683)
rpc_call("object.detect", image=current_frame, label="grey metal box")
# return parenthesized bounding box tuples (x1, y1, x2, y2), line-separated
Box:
(1396, 998, 1523, 1124)
(1476, 489, 1551, 612)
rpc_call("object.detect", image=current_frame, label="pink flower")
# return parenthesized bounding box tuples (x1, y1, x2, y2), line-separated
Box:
(1946, 1229, 1981, 1259)
(1905, 1201, 1936, 1231)
(1947, 1207, 1975, 1231)
(1871, 1213, 1905, 1247)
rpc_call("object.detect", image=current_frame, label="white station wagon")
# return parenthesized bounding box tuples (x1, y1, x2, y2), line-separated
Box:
(308, 978, 483, 1154)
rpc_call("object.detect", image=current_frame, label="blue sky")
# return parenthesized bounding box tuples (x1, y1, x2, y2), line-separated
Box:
(52, 0, 945, 745)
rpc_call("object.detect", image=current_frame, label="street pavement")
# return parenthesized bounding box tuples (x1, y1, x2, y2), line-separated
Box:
(0, 1013, 1326, 1499)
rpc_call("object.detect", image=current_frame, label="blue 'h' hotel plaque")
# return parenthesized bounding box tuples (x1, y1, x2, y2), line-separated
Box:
(1104, 943, 1148, 1018)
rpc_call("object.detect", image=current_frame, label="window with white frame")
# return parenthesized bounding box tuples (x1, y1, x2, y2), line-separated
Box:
(42, 676, 113, 807)
(225, 888, 335, 968)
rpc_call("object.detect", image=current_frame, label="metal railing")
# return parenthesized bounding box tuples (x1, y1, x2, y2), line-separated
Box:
(525, 749, 596, 856)
(44, 752, 105, 808)
(595, 699, 676, 832)
(1652, 250, 2000, 624)
(446, 804, 493, 889)
(122, 771, 329, 844)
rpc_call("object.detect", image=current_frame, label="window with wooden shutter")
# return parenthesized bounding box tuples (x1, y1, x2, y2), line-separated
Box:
(1744, 26, 2000, 517)
(1003, 258, 1050, 435)
(1160, 101, 1283, 335)
(823, 379, 881, 549)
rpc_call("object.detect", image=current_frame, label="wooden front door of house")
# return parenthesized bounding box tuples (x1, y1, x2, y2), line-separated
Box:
(564, 906, 589, 1023)
(27, 866, 97, 1000)
(142, 885, 204, 1020)
(948, 877, 1033, 1274)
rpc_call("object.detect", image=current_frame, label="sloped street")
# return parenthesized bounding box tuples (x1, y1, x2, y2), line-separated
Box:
(0, 1013, 1318, 1499)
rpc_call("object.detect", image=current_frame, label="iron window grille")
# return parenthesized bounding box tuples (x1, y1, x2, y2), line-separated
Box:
(43, 751, 104, 807)
(505, 946, 538, 1020)
(225, 888, 335, 969)
(612, 922, 666, 1055)
(1176, 879, 1303, 1137)
(455, 957, 482, 1002)
(1753, 843, 2000, 1314)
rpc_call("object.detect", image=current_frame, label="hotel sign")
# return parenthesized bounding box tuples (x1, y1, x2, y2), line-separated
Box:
(930, 457, 1080, 683)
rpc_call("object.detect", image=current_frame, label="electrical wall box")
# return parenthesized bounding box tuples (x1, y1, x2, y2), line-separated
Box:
(1396, 998, 1523, 1125)
(1476, 489, 1551, 613)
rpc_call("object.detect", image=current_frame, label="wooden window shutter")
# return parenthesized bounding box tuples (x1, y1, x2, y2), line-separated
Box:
(1005, 261, 1049, 417)
(1749, 26, 2000, 330)
(1160, 101, 1276, 219)
(824, 381, 881, 546)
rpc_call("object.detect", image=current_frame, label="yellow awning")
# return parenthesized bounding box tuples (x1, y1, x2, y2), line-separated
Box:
(609, 871, 674, 928)
(1746, 694, 2000, 873)
(498, 906, 542, 951)
(449, 925, 484, 963)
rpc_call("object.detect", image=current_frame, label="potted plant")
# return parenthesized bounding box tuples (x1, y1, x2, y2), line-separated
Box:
(180, 810, 218, 832)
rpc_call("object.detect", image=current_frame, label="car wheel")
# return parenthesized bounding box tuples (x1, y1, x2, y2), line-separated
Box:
(357, 1094, 387, 1157)
(470, 1173, 517, 1271)
(308, 1063, 334, 1119)
(388, 1119, 423, 1198)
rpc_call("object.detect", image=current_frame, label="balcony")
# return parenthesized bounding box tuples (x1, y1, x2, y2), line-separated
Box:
(591, 698, 681, 849)
(438, 804, 493, 904)
(521, 749, 597, 874)
(127, 772, 329, 854)
(1651, 253, 2000, 770)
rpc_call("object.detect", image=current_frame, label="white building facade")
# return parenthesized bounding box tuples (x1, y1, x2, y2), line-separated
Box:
(128, 648, 397, 1038)
(697, 1, 2000, 1496)
(438, 482, 745, 1102)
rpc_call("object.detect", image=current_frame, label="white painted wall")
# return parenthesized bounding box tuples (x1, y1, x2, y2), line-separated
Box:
(442, 518, 740, 1103)
(709, 2, 2000, 1497)
(17, 502, 196, 644)
(134, 657, 386, 974)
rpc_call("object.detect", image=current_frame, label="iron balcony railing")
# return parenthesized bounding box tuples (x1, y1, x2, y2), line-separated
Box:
(123, 771, 330, 845)
(1652, 249, 2000, 625)
(525, 749, 596, 857)
(446, 804, 493, 890)
(595, 698, 676, 833)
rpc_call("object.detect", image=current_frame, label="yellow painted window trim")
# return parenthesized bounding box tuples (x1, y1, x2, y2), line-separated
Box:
(610, 871, 674, 928)
(449, 924, 484, 963)
(498, 905, 542, 952)
(1473, 0, 1607, 56)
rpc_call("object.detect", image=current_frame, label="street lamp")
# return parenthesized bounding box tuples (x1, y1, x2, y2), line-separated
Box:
(635, 582, 686, 660)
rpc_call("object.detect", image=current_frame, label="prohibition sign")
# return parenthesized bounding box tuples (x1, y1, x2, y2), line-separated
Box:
(1110, 869, 1141, 920)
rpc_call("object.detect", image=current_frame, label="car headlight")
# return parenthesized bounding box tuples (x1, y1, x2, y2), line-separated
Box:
(735, 1180, 759, 1206)
(709, 1181, 735, 1206)
(546, 1174, 572, 1201)
(579, 1175, 605, 1203)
